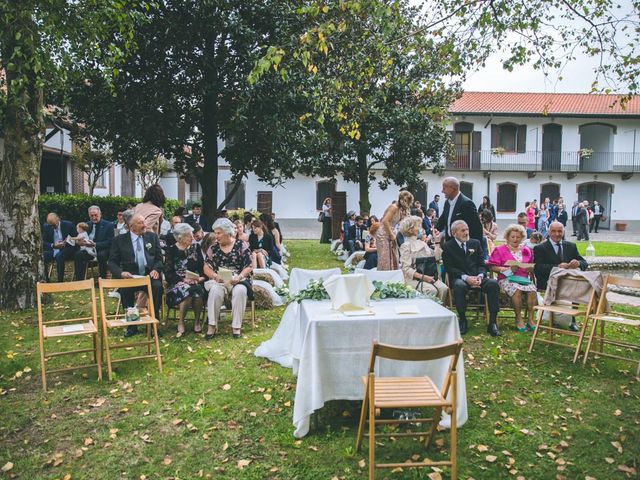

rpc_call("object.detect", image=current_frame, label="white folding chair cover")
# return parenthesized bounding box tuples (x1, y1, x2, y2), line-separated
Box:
(354, 268, 404, 283)
(270, 262, 289, 281)
(288, 267, 341, 295)
(253, 268, 285, 288)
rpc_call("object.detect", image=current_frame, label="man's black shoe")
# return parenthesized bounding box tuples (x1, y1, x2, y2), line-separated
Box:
(124, 327, 139, 338)
(458, 318, 468, 335)
(487, 323, 501, 337)
(568, 322, 580, 332)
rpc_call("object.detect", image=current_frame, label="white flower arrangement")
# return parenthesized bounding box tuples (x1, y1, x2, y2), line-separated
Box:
(145, 242, 152, 250)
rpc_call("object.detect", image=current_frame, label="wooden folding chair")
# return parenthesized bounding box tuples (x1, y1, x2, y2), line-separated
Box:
(98, 277, 162, 381)
(583, 275, 640, 375)
(355, 340, 463, 480)
(219, 299, 257, 330)
(36, 279, 102, 391)
(445, 273, 488, 323)
(528, 274, 598, 363)
(484, 271, 536, 327)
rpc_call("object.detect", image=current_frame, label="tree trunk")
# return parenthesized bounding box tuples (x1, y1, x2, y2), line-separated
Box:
(0, 10, 45, 310)
(199, 40, 219, 221)
(218, 172, 244, 211)
(356, 148, 371, 214)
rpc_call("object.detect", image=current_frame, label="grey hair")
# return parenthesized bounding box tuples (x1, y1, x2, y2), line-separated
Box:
(442, 176, 460, 189)
(173, 222, 194, 241)
(88, 205, 101, 214)
(549, 221, 564, 230)
(450, 219, 468, 235)
(122, 209, 135, 226)
(212, 218, 237, 237)
(399, 215, 422, 236)
(503, 223, 526, 241)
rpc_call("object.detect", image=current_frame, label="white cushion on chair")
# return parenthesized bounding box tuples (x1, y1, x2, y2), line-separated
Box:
(354, 268, 404, 283)
(288, 267, 341, 295)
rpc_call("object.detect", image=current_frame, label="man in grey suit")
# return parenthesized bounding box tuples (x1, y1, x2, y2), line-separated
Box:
(575, 201, 589, 241)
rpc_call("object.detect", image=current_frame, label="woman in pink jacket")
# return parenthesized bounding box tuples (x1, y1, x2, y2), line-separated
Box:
(487, 224, 538, 332)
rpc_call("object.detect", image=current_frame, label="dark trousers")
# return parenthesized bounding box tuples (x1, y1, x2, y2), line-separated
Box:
(43, 246, 77, 282)
(452, 277, 499, 320)
(571, 217, 577, 235)
(577, 223, 589, 241)
(74, 249, 109, 280)
(589, 215, 602, 233)
(363, 252, 378, 270)
(120, 278, 163, 319)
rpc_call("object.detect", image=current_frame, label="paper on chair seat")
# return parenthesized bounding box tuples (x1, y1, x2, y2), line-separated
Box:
(62, 324, 85, 333)
(394, 304, 420, 315)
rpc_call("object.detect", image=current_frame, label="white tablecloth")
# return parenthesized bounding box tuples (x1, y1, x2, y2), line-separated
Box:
(292, 298, 468, 438)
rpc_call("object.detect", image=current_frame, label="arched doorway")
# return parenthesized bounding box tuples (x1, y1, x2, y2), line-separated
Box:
(579, 123, 616, 172)
(460, 181, 473, 201)
(542, 124, 562, 171)
(577, 182, 613, 230)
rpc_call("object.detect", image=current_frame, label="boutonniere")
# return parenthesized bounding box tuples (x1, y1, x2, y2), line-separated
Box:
(145, 242, 152, 250)
(468, 249, 475, 256)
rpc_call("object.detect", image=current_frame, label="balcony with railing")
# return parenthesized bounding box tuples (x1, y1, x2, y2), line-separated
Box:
(444, 151, 640, 173)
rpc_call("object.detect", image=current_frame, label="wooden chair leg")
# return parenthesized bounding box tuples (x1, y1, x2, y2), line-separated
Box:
(424, 406, 442, 448)
(451, 371, 458, 480)
(528, 309, 543, 353)
(95, 332, 102, 381)
(573, 318, 589, 363)
(251, 301, 256, 329)
(152, 323, 163, 373)
(39, 334, 48, 391)
(355, 385, 369, 451)
(582, 318, 599, 366)
(103, 326, 114, 381)
(368, 376, 375, 480)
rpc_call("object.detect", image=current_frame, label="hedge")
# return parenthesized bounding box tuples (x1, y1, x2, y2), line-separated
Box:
(38, 194, 183, 225)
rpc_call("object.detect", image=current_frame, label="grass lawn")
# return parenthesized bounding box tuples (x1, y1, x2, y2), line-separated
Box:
(0, 240, 638, 479)
(575, 241, 640, 257)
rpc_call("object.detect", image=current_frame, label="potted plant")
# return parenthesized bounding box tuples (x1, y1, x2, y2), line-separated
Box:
(578, 147, 594, 159)
(615, 222, 627, 231)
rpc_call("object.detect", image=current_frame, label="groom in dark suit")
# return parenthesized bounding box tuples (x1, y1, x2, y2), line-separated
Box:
(436, 177, 483, 243)
(442, 220, 501, 337)
(108, 214, 164, 336)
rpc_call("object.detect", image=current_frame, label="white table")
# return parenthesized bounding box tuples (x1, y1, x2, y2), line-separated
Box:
(292, 298, 468, 438)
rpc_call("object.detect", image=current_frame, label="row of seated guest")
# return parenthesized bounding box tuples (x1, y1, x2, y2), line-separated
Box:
(108, 215, 253, 339)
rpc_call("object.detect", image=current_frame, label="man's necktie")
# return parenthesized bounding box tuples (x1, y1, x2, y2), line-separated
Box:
(556, 242, 563, 260)
(136, 237, 145, 275)
(462, 242, 466, 254)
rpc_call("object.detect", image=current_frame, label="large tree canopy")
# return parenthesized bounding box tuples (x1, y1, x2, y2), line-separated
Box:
(0, 0, 145, 310)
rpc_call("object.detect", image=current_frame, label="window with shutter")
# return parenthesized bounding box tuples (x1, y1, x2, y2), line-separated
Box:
(225, 181, 246, 209)
(497, 183, 517, 212)
(492, 123, 526, 153)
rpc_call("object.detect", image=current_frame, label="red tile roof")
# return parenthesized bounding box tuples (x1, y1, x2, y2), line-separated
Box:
(451, 92, 640, 117)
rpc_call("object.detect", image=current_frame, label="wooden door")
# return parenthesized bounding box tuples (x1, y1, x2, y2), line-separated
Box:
(257, 191, 272, 214)
(331, 191, 346, 240)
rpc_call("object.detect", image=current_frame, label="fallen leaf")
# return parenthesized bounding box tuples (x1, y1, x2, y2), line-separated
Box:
(358, 459, 366, 468)
(428, 472, 442, 480)
(84, 438, 94, 446)
(486, 455, 497, 463)
(90, 398, 107, 408)
(604, 457, 615, 464)
(222, 384, 231, 391)
(614, 409, 622, 416)
(162, 457, 172, 465)
(263, 394, 272, 401)
(223, 442, 229, 451)
(237, 459, 251, 470)
(1, 462, 13, 473)
(618, 465, 636, 475)
(477, 445, 489, 452)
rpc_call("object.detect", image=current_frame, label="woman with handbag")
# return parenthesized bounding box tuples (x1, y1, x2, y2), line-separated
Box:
(487, 223, 538, 332)
(319, 197, 332, 244)
(398, 216, 448, 301)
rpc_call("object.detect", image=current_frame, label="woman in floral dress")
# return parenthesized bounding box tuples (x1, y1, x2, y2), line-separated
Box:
(164, 223, 206, 337)
(487, 224, 538, 332)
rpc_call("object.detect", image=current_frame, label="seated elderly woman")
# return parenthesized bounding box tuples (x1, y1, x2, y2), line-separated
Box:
(487, 223, 538, 332)
(398, 215, 448, 301)
(164, 223, 206, 337)
(203, 218, 253, 339)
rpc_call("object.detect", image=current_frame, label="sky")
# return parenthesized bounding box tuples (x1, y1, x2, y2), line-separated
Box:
(462, 54, 604, 94)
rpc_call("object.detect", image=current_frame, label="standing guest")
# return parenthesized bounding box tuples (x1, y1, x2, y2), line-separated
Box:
(533, 221, 588, 331)
(550, 199, 559, 222)
(114, 210, 127, 235)
(436, 176, 483, 243)
(556, 202, 568, 227)
(164, 223, 206, 337)
(173, 206, 188, 221)
(477, 196, 496, 221)
(319, 197, 332, 244)
(480, 209, 498, 258)
(575, 201, 589, 241)
(526, 201, 536, 231)
(429, 194, 441, 219)
(517, 212, 533, 238)
(398, 216, 448, 301)
(347, 216, 366, 252)
(442, 220, 501, 336)
(589, 200, 605, 233)
(376, 190, 414, 270)
(162, 215, 183, 248)
(74, 205, 114, 280)
(537, 203, 550, 239)
(363, 223, 379, 270)
(271, 212, 284, 243)
(184, 202, 209, 231)
(487, 224, 538, 332)
(249, 219, 276, 268)
(570, 201, 580, 236)
(203, 218, 253, 339)
(42, 213, 77, 282)
(422, 208, 435, 233)
(134, 184, 166, 234)
(108, 214, 164, 336)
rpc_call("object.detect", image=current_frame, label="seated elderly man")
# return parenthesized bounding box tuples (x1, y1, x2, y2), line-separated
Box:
(42, 213, 77, 282)
(533, 221, 588, 331)
(442, 220, 501, 336)
(108, 214, 164, 337)
(203, 218, 253, 339)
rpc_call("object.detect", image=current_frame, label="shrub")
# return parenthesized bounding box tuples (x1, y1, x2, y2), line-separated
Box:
(38, 194, 182, 224)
